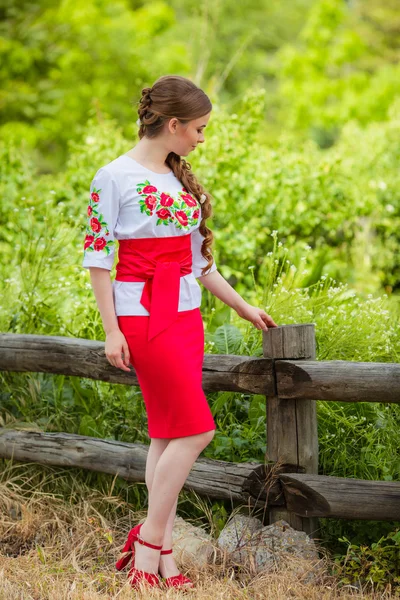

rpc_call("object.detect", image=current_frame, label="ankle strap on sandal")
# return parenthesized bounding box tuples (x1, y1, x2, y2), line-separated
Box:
(160, 548, 173, 555)
(136, 532, 163, 550)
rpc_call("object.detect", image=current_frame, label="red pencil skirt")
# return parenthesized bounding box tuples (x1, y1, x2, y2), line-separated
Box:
(117, 307, 216, 439)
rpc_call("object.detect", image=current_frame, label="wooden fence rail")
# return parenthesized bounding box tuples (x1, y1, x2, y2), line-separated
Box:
(0, 332, 398, 401)
(1, 430, 399, 522)
(1, 325, 399, 537)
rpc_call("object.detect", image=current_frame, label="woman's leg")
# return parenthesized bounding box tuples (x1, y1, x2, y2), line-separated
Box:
(133, 429, 216, 575)
(145, 438, 177, 550)
(145, 438, 180, 578)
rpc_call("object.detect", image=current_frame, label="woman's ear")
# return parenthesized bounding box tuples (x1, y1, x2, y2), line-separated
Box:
(168, 117, 179, 134)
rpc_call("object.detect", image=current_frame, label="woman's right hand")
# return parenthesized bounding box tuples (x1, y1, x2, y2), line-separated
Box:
(105, 329, 131, 372)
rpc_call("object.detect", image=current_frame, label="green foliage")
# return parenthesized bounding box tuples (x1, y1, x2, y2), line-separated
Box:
(188, 90, 400, 296)
(273, 0, 400, 140)
(166, 0, 315, 100)
(2, 0, 400, 165)
(333, 530, 400, 592)
(0, 0, 185, 169)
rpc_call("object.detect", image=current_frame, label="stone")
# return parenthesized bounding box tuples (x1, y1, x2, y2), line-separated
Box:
(217, 513, 263, 557)
(217, 516, 321, 578)
(171, 515, 216, 566)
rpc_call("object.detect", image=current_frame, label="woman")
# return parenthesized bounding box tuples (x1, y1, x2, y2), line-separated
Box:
(82, 74, 277, 590)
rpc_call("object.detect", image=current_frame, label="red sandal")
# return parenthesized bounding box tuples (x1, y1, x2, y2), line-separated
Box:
(115, 523, 142, 571)
(159, 548, 194, 588)
(116, 523, 163, 589)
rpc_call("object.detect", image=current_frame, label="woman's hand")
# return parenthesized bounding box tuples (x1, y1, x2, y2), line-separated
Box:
(235, 302, 278, 331)
(105, 329, 132, 372)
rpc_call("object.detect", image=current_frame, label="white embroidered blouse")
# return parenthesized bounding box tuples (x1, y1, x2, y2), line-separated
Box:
(82, 154, 217, 316)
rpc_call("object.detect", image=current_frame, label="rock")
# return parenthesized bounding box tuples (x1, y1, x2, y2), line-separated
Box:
(217, 513, 263, 556)
(217, 516, 321, 579)
(171, 515, 216, 566)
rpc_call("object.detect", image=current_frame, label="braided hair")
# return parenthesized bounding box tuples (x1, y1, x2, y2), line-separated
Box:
(135, 75, 215, 276)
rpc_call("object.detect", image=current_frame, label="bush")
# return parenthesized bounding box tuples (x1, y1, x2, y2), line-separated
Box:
(333, 529, 400, 593)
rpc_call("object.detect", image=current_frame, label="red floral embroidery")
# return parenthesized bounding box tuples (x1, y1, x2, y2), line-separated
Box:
(83, 185, 116, 256)
(160, 192, 174, 207)
(145, 195, 157, 211)
(90, 217, 101, 233)
(94, 237, 107, 251)
(142, 184, 157, 194)
(181, 193, 197, 207)
(136, 181, 200, 231)
(175, 211, 188, 226)
(156, 208, 172, 220)
(84, 234, 94, 250)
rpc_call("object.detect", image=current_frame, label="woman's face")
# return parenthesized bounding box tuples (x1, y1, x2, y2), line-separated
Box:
(168, 112, 211, 156)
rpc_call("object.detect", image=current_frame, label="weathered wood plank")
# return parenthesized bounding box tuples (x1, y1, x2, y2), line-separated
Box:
(280, 473, 400, 521)
(1, 334, 399, 402)
(264, 324, 319, 536)
(276, 360, 400, 402)
(0, 429, 282, 505)
(2, 430, 398, 522)
(0, 334, 274, 395)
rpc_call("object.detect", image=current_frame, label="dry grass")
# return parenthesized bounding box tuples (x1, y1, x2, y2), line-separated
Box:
(0, 462, 396, 600)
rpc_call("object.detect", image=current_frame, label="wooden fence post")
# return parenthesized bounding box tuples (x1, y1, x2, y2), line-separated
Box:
(263, 323, 319, 536)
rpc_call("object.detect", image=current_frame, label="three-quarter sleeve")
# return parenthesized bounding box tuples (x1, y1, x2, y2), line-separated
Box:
(191, 227, 217, 278)
(82, 167, 120, 270)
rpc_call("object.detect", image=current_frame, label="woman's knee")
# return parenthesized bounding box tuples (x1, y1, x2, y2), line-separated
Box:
(149, 437, 171, 450)
(170, 429, 216, 453)
(191, 428, 216, 449)
(202, 428, 216, 445)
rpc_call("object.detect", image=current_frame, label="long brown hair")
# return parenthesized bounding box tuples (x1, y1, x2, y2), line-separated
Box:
(136, 75, 215, 276)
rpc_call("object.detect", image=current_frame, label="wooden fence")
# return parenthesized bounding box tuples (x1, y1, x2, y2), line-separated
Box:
(0, 324, 399, 538)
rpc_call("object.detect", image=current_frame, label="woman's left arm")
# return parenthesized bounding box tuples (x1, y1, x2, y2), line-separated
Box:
(198, 270, 278, 331)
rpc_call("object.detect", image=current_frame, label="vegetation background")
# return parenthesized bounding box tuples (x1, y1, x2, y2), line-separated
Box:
(1, 0, 399, 594)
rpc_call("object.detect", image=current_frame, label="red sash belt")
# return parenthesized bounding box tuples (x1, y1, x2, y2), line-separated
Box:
(115, 234, 193, 341)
